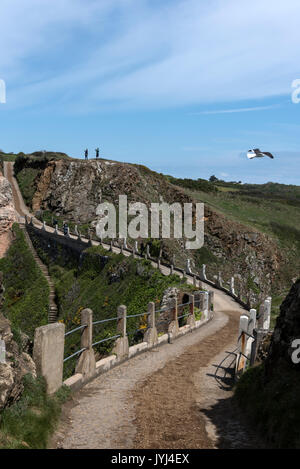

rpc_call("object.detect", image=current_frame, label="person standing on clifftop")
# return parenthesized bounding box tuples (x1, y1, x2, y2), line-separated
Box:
(84, 148, 88, 160)
(95, 148, 100, 159)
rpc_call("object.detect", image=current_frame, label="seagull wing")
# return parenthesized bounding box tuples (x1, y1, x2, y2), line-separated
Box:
(263, 152, 274, 159)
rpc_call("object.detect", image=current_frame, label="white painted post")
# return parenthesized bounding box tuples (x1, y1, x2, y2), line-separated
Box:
(200, 264, 207, 281)
(203, 291, 209, 320)
(0, 339, 6, 364)
(263, 298, 271, 331)
(236, 315, 249, 375)
(42, 221, 46, 231)
(246, 308, 256, 356)
(186, 259, 192, 274)
(230, 277, 235, 295)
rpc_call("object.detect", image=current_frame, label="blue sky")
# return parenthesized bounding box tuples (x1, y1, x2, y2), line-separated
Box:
(0, 0, 300, 184)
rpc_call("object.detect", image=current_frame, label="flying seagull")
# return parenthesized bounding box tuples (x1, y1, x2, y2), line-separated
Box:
(247, 148, 274, 159)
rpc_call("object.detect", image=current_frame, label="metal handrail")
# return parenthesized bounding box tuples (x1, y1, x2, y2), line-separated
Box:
(63, 347, 86, 362)
(92, 317, 119, 326)
(65, 324, 87, 337)
(177, 301, 191, 308)
(126, 312, 150, 318)
(92, 334, 120, 347)
(178, 312, 190, 319)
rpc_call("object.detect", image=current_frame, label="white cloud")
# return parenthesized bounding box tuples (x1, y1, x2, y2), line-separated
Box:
(1, 0, 300, 111)
(192, 105, 279, 115)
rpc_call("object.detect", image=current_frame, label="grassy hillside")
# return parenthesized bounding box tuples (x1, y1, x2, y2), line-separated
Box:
(0, 224, 49, 340)
(33, 242, 192, 378)
(0, 375, 70, 449)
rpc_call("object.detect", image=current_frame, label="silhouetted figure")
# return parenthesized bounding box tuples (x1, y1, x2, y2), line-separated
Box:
(85, 148, 88, 160)
(95, 147, 100, 159)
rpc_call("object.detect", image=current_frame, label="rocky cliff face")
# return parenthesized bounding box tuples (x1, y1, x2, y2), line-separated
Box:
(0, 174, 16, 258)
(0, 273, 36, 411)
(16, 157, 282, 303)
(265, 279, 300, 379)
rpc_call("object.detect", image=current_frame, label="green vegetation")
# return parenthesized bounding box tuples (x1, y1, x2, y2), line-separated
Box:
(35, 243, 189, 378)
(0, 224, 49, 339)
(0, 374, 70, 449)
(235, 363, 300, 448)
(194, 307, 202, 321)
(164, 174, 217, 193)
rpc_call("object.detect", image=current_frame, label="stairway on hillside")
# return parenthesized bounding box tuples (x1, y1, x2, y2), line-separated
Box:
(19, 223, 58, 323)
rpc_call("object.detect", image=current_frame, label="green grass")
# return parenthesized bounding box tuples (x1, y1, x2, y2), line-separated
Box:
(0, 224, 49, 339)
(16, 167, 40, 207)
(0, 374, 70, 449)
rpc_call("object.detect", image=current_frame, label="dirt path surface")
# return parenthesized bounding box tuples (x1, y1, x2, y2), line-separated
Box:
(51, 293, 262, 449)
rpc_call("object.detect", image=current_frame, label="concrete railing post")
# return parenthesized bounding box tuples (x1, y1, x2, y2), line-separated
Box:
(187, 294, 196, 328)
(230, 276, 235, 295)
(42, 221, 46, 231)
(54, 224, 58, 235)
(144, 302, 158, 346)
(245, 308, 256, 356)
(199, 264, 207, 281)
(168, 297, 179, 339)
(203, 291, 209, 320)
(263, 297, 271, 331)
(33, 323, 65, 394)
(170, 264, 174, 275)
(193, 275, 197, 287)
(208, 290, 214, 314)
(236, 314, 249, 376)
(112, 305, 129, 360)
(146, 244, 150, 259)
(217, 272, 223, 288)
(75, 308, 96, 379)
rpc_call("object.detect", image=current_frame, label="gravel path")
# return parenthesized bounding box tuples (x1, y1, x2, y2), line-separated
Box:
(50, 293, 262, 449)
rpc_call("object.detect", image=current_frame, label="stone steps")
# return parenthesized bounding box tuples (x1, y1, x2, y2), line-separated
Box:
(19, 224, 58, 324)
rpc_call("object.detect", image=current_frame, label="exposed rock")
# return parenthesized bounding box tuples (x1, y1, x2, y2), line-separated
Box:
(0, 272, 36, 411)
(0, 174, 16, 258)
(16, 157, 282, 306)
(265, 278, 300, 380)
